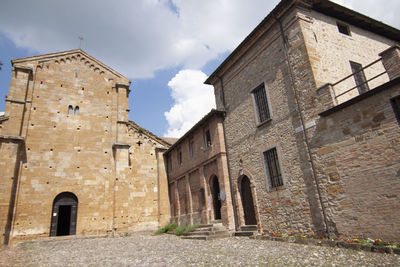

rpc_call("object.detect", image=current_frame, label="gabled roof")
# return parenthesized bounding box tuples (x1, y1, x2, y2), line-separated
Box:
(205, 0, 400, 85)
(12, 49, 130, 85)
(164, 109, 225, 154)
(127, 120, 171, 147)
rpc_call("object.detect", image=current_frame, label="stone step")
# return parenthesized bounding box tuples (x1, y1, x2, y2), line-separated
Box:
(234, 231, 255, 237)
(181, 236, 208, 241)
(197, 224, 213, 229)
(211, 219, 222, 224)
(182, 231, 211, 236)
(240, 225, 258, 232)
(194, 227, 212, 232)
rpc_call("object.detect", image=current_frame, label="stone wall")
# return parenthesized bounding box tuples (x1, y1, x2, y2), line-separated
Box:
(211, 6, 320, 234)
(299, 8, 396, 103)
(207, 1, 400, 239)
(0, 50, 170, 245)
(311, 83, 400, 241)
(0, 137, 24, 245)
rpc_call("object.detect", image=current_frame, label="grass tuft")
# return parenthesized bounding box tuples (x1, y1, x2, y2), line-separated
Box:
(154, 223, 178, 235)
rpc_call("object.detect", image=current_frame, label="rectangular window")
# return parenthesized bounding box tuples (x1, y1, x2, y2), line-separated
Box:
(391, 95, 400, 124)
(177, 149, 182, 165)
(205, 130, 212, 148)
(350, 61, 369, 94)
(263, 148, 283, 188)
(252, 84, 271, 124)
(337, 22, 350, 36)
(189, 139, 195, 158)
(167, 155, 172, 172)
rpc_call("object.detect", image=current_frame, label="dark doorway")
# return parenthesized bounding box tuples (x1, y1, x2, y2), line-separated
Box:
(239, 176, 257, 225)
(50, 192, 78, 236)
(57, 205, 71, 236)
(210, 176, 221, 220)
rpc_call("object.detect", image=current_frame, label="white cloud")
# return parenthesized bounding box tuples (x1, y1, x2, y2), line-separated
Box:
(331, 0, 400, 28)
(0, 0, 279, 79)
(164, 70, 215, 137)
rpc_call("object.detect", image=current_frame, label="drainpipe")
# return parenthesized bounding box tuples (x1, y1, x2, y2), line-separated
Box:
(274, 15, 330, 237)
(217, 75, 239, 230)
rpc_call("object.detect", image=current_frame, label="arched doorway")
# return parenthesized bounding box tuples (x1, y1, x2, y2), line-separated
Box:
(210, 176, 221, 220)
(239, 176, 257, 225)
(50, 192, 78, 236)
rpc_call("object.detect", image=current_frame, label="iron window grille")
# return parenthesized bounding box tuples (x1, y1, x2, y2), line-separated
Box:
(252, 84, 271, 124)
(263, 148, 283, 188)
(391, 95, 400, 124)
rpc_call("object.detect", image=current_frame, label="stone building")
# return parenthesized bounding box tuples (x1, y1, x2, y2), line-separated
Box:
(205, 0, 400, 240)
(0, 49, 171, 245)
(164, 110, 234, 229)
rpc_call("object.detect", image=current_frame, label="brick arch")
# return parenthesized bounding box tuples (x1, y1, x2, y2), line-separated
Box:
(234, 172, 261, 230)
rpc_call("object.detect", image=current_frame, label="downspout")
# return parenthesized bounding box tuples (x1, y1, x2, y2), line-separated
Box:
(274, 14, 330, 237)
(217, 75, 239, 230)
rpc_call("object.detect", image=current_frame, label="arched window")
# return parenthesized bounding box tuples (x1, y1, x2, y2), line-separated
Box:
(68, 105, 73, 115)
(74, 106, 79, 115)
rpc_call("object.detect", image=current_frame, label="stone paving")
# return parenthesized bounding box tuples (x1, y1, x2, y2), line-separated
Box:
(1, 233, 399, 266)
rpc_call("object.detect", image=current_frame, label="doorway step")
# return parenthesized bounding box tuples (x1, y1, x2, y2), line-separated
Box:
(234, 225, 258, 237)
(181, 221, 231, 241)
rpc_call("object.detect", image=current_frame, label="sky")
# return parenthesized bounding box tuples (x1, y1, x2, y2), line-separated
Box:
(0, 0, 399, 138)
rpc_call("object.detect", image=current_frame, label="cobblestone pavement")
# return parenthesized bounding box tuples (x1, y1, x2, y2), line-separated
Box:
(1, 233, 399, 266)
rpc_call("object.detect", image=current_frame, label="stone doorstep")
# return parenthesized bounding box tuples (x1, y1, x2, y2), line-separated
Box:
(193, 227, 213, 232)
(240, 225, 258, 231)
(197, 224, 214, 229)
(251, 236, 400, 255)
(234, 231, 255, 237)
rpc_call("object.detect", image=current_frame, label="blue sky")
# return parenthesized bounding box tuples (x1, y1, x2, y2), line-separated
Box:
(0, 0, 399, 137)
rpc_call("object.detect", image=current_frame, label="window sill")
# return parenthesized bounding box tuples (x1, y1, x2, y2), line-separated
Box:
(268, 184, 285, 192)
(201, 145, 213, 152)
(256, 118, 272, 128)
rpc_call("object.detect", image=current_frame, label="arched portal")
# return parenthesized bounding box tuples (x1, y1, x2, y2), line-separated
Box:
(210, 175, 221, 220)
(50, 192, 78, 236)
(239, 176, 257, 225)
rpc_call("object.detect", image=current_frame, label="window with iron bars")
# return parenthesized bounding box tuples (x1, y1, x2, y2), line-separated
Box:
(252, 84, 271, 124)
(391, 95, 400, 124)
(263, 147, 283, 188)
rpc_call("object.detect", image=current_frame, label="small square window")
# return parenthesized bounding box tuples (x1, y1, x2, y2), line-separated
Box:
(391, 95, 400, 124)
(337, 22, 351, 36)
